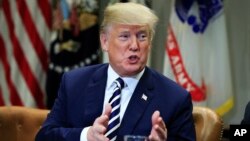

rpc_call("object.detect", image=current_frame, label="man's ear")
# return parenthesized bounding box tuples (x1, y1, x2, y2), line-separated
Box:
(100, 33, 108, 51)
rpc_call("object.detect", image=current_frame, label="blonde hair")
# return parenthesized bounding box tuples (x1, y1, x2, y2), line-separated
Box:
(100, 2, 159, 41)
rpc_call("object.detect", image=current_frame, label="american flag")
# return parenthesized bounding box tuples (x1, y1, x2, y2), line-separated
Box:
(0, 0, 52, 108)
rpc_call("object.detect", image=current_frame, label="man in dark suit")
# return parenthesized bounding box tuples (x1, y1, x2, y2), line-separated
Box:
(242, 101, 250, 124)
(36, 2, 196, 141)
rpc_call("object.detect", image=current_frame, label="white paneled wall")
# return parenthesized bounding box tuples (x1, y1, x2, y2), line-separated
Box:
(223, 0, 250, 124)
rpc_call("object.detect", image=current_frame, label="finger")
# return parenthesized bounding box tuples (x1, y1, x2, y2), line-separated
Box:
(103, 104, 112, 127)
(96, 114, 109, 125)
(154, 124, 167, 140)
(156, 116, 167, 140)
(89, 127, 110, 141)
(103, 103, 112, 117)
(157, 117, 166, 131)
(100, 135, 110, 141)
(149, 125, 167, 141)
(153, 111, 166, 131)
(150, 111, 167, 140)
(93, 122, 107, 133)
(151, 111, 160, 125)
(93, 115, 109, 134)
(93, 131, 110, 141)
(88, 126, 109, 141)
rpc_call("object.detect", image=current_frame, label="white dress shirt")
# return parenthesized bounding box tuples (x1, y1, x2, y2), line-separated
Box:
(80, 65, 144, 141)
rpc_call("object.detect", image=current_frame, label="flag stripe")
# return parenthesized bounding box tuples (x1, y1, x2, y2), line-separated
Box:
(0, 9, 37, 107)
(38, 0, 52, 30)
(12, 0, 46, 95)
(0, 86, 4, 105)
(25, 0, 51, 52)
(0, 62, 10, 106)
(2, 0, 45, 108)
(0, 0, 50, 108)
(0, 34, 23, 106)
(16, 0, 48, 71)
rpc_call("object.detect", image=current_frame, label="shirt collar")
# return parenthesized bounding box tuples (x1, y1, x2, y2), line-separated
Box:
(106, 65, 145, 90)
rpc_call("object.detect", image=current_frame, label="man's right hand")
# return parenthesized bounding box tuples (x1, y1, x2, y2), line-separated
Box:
(87, 104, 112, 141)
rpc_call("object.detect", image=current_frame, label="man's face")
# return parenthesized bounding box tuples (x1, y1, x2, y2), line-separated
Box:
(100, 24, 151, 77)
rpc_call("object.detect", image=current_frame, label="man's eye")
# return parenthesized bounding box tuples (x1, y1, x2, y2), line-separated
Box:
(119, 34, 129, 41)
(138, 33, 148, 41)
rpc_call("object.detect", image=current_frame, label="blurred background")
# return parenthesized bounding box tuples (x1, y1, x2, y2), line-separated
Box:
(0, 0, 249, 128)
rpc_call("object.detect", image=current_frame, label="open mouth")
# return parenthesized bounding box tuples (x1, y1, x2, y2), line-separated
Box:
(128, 55, 139, 63)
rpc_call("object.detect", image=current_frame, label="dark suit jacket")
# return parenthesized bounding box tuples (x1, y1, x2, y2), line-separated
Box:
(241, 101, 250, 124)
(36, 64, 196, 141)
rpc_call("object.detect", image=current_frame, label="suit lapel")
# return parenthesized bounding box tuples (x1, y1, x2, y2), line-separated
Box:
(119, 67, 155, 134)
(83, 64, 108, 124)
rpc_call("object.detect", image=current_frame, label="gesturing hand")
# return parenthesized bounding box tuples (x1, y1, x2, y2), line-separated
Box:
(148, 111, 167, 141)
(87, 104, 112, 141)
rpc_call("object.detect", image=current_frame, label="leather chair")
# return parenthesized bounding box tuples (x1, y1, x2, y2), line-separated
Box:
(0, 106, 49, 141)
(0, 106, 223, 141)
(193, 106, 224, 141)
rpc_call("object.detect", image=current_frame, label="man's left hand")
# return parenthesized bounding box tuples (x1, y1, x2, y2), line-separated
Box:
(148, 111, 167, 141)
